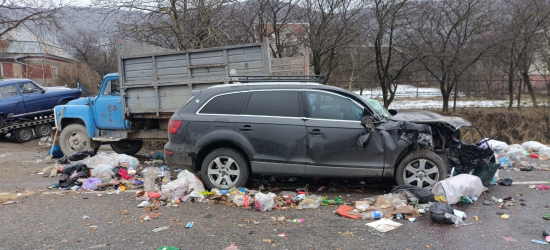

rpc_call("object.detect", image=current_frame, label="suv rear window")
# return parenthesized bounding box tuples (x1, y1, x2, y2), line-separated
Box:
(245, 91, 300, 117)
(200, 92, 247, 114)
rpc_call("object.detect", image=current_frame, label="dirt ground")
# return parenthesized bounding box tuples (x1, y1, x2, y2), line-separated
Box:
(1, 137, 550, 250)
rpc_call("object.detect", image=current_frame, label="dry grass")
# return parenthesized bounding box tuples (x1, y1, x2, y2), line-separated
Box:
(441, 107, 550, 144)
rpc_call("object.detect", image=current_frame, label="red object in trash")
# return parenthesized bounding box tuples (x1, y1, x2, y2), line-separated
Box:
(336, 205, 361, 220)
(530, 153, 539, 159)
(148, 192, 162, 199)
(535, 185, 550, 190)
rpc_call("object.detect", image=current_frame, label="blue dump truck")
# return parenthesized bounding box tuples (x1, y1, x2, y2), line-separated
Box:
(53, 40, 307, 156)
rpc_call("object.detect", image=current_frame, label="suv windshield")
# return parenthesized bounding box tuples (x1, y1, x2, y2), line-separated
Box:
(360, 96, 391, 118)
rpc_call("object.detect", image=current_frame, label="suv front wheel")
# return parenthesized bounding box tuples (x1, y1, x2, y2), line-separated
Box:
(395, 150, 447, 188)
(201, 148, 249, 190)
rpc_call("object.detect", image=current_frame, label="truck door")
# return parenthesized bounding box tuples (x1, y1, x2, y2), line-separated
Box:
(94, 78, 128, 130)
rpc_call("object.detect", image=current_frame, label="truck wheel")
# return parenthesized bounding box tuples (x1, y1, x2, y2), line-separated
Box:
(59, 124, 99, 156)
(395, 150, 447, 188)
(201, 148, 249, 190)
(110, 140, 143, 155)
(0, 116, 3, 128)
(34, 124, 52, 137)
(14, 127, 33, 142)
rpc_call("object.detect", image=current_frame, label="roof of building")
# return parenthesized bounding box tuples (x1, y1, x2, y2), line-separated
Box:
(2, 29, 73, 60)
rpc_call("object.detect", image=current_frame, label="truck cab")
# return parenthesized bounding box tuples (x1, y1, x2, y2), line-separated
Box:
(54, 73, 143, 156)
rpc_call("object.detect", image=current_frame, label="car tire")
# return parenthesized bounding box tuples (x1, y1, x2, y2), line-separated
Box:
(13, 127, 34, 142)
(110, 140, 143, 155)
(395, 149, 447, 188)
(201, 148, 249, 190)
(34, 124, 52, 137)
(59, 124, 99, 156)
(0, 115, 4, 128)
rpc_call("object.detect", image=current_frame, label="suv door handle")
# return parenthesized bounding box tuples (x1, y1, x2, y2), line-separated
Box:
(240, 125, 254, 131)
(309, 129, 323, 135)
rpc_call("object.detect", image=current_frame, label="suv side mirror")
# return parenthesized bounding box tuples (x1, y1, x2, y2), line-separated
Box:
(388, 109, 397, 116)
(361, 116, 375, 132)
(41, 88, 46, 93)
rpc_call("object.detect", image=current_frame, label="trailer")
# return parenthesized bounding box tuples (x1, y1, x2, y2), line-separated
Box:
(0, 116, 54, 142)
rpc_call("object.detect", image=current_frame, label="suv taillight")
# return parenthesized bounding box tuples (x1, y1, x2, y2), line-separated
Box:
(168, 120, 183, 134)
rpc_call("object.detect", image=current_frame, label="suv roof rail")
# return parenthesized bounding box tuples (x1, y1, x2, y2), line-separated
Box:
(229, 75, 325, 83)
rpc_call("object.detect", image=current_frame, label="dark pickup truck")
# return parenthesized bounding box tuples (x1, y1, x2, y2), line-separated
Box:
(0, 78, 81, 141)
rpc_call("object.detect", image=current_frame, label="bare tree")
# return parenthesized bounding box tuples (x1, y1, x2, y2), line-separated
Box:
(297, 0, 364, 83)
(365, 0, 414, 108)
(404, 0, 494, 112)
(0, 0, 64, 37)
(61, 29, 117, 78)
(254, 0, 302, 58)
(93, 0, 235, 50)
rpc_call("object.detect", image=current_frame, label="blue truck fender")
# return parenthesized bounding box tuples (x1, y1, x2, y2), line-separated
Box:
(54, 105, 98, 138)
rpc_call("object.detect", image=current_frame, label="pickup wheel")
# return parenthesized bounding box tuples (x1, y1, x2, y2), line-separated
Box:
(201, 148, 249, 190)
(34, 124, 52, 137)
(110, 140, 143, 155)
(0, 115, 4, 128)
(59, 124, 99, 156)
(14, 127, 34, 142)
(395, 150, 447, 188)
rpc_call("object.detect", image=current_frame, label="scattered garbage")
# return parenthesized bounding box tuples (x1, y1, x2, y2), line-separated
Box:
(391, 185, 435, 204)
(497, 178, 513, 186)
(502, 237, 517, 242)
(501, 214, 510, 219)
(543, 227, 550, 237)
(152, 226, 171, 232)
(532, 239, 548, 245)
(429, 202, 455, 224)
(365, 218, 402, 233)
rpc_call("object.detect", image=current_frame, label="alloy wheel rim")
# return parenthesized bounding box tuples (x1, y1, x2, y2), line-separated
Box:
(207, 156, 240, 188)
(403, 159, 439, 188)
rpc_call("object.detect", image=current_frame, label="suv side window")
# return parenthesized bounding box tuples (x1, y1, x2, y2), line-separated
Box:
(200, 92, 247, 115)
(304, 91, 363, 121)
(17, 82, 42, 94)
(245, 91, 299, 117)
(0, 85, 19, 98)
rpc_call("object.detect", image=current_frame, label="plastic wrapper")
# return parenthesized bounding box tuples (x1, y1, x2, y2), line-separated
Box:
(381, 193, 407, 209)
(161, 178, 188, 200)
(254, 192, 275, 211)
(90, 163, 114, 177)
(87, 152, 115, 167)
(82, 178, 103, 190)
(479, 138, 508, 153)
(143, 167, 161, 192)
(299, 195, 322, 209)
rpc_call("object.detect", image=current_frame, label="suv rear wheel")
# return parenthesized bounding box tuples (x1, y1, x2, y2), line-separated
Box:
(201, 148, 249, 190)
(395, 150, 446, 188)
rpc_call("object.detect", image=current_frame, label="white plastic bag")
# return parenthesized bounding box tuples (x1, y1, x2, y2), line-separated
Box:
(479, 138, 508, 153)
(143, 167, 161, 192)
(88, 152, 116, 167)
(233, 194, 245, 207)
(254, 192, 275, 211)
(161, 178, 188, 200)
(177, 170, 205, 193)
(522, 141, 546, 152)
(432, 174, 483, 205)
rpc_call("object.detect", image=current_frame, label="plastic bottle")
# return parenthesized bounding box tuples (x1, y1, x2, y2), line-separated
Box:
(361, 210, 383, 220)
(395, 213, 403, 220)
(152, 226, 170, 232)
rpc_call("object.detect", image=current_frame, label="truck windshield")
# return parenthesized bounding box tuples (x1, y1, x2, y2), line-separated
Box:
(360, 96, 391, 118)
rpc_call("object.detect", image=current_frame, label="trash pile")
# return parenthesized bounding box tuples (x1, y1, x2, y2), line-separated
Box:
(481, 139, 550, 171)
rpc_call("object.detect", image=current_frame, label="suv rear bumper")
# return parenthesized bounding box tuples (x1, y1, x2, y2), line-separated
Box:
(164, 141, 196, 171)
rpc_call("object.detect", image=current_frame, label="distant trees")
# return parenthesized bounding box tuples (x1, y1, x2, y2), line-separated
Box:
(57, 0, 550, 111)
(0, 0, 64, 37)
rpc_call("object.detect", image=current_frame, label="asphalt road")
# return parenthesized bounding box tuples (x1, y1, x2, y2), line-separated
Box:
(1, 138, 550, 250)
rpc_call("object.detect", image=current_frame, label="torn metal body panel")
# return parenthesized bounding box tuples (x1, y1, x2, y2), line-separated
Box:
(392, 110, 471, 131)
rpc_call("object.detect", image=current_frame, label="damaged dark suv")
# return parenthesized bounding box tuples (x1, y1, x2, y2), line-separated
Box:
(164, 81, 473, 190)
